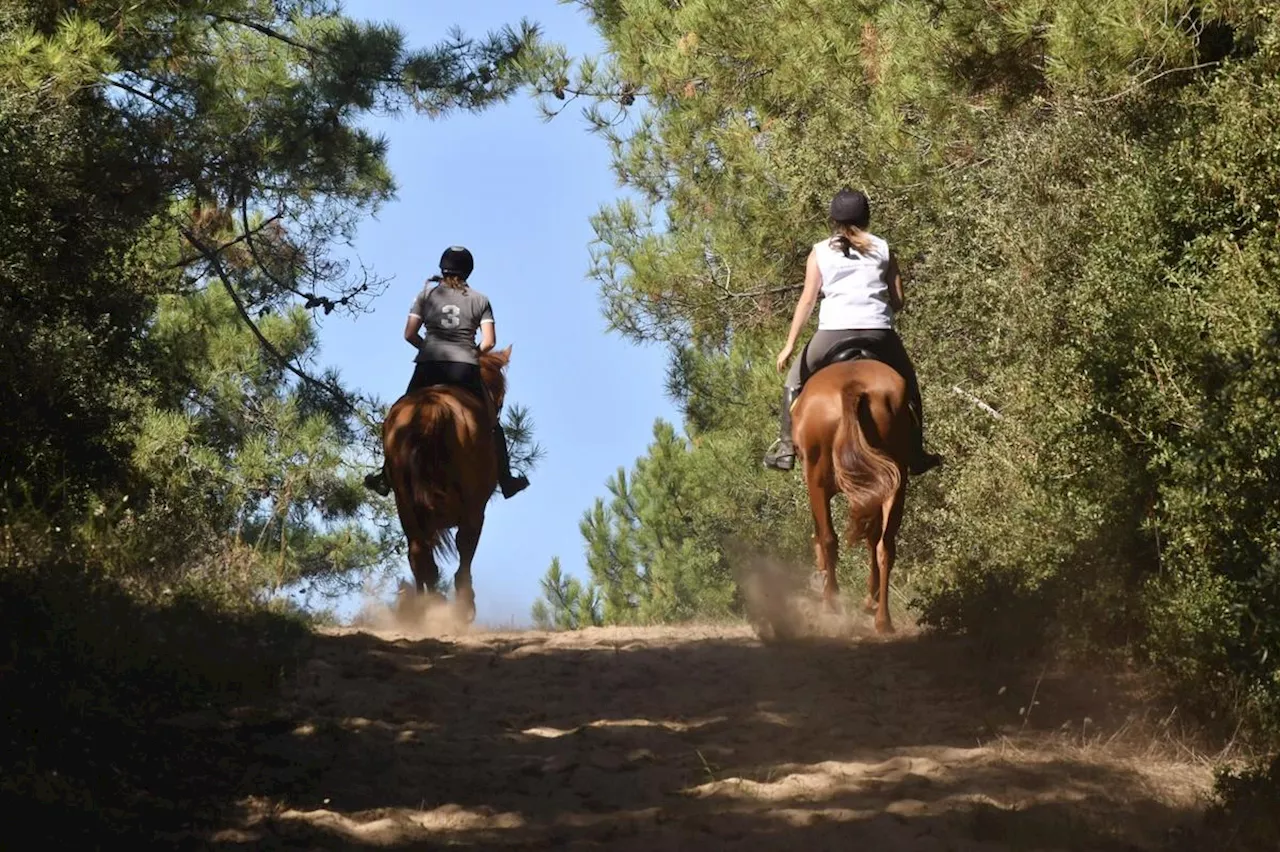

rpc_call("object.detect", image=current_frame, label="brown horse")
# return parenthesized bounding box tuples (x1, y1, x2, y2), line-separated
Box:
(792, 357, 911, 634)
(381, 346, 512, 622)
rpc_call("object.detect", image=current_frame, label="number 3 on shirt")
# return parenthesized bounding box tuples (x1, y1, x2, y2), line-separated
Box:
(439, 304, 461, 329)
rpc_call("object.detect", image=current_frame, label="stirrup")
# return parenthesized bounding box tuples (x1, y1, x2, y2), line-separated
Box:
(499, 474, 529, 499)
(762, 439, 796, 471)
(363, 470, 391, 497)
(909, 452, 943, 476)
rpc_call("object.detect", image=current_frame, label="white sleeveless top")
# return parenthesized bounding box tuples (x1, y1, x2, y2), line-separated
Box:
(813, 234, 894, 331)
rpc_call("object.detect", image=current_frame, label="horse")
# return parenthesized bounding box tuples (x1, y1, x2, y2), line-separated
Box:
(791, 354, 912, 634)
(381, 346, 512, 623)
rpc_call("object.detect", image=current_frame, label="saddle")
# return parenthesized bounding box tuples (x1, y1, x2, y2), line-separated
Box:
(793, 340, 918, 425)
(797, 339, 881, 387)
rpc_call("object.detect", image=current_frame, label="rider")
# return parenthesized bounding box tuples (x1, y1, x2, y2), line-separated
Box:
(762, 188, 943, 475)
(364, 245, 530, 500)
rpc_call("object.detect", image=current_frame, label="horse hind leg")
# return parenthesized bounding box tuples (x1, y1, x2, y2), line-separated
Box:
(388, 465, 440, 597)
(408, 537, 440, 596)
(873, 488, 904, 635)
(873, 534, 896, 634)
(453, 514, 484, 624)
(394, 536, 442, 624)
(863, 527, 880, 616)
(805, 465, 840, 614)
(857, 505, 886, 615)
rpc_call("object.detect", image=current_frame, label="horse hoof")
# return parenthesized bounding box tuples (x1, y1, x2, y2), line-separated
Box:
(454, 593, 477, 624)
(874, 619, 895, 635)
(862, 596, 877, 614)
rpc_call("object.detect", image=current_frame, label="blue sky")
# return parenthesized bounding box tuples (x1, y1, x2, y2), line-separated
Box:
(312, 1, 679, 625)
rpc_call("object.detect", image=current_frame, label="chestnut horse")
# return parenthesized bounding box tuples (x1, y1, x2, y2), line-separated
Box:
(381, 346, 512, 622)
(792, 357, 911, 634)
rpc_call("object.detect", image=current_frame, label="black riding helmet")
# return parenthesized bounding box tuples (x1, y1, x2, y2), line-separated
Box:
(439, 245, 474, 280)
(829, 188, 871, 229)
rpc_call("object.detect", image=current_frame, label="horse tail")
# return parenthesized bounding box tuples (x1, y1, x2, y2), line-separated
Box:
(833, 384, 902, 534)
(409, 440, 457, 561)
(387, 397, 457, 560)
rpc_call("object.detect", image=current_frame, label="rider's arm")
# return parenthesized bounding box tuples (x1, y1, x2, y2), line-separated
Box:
(886, 252, 905, 312)
(404, 314, 424, 349)
(476, 297, 496, 354)
(783, 249, 823, 352)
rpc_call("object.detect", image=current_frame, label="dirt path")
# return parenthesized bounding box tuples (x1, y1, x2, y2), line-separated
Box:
(180, 612, 1215, 851)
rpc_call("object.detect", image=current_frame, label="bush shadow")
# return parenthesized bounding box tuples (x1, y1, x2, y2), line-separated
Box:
(2, 560, 312, 848)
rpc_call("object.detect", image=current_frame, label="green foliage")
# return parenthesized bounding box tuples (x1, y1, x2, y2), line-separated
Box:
(2, 0, 548, 834)
(531, 557, 603, 630)
(537, 0, 1280, 754)
(1, 0, 543, 596)
(0, 84, 163, 505)
(544, 415, 815, 629)
(132, 286, 395, 595)
(579, 421, 742, 624)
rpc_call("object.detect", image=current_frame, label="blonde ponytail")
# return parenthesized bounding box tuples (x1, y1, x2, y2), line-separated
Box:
(829, 224, 874, 258)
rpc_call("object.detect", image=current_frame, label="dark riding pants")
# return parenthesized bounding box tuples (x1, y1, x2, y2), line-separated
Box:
(407, 360, 487, 404)
(785, 328, 923, 417)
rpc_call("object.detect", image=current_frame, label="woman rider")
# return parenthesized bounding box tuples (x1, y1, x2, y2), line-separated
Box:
(364, 245, 530, 499)
(762, 188, 943, 476)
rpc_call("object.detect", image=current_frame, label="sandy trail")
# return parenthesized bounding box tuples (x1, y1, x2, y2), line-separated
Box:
(193, 612, 1212, 851)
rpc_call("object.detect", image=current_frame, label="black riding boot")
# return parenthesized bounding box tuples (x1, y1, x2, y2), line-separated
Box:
(364, 464, 391, 497)
(906, 397, 943, 476)
(494, 422, 529, 499)
(762, 385, 801, 471)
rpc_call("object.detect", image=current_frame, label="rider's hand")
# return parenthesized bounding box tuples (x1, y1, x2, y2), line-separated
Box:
(775, 344, 793, 374)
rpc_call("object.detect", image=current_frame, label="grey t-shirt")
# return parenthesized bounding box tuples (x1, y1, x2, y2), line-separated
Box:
(409, 284, 494, 365)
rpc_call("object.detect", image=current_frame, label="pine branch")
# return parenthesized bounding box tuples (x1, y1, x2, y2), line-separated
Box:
(208, 13, 320, 55)
(179, 223, 378, 432)
(717, 283, 802, 301)
(238, 200, 368, 315)
(1087, 60, 1220, 104)
(951, 386, 1004, 421)
(106, 79, 183, 115)
(502, 403, 546, 474)
(170, 212, 284, 269)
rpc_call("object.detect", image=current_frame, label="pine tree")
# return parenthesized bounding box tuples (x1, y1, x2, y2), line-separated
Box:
(531, 558, 603, 631)
(539, 0, 1280, 740)
(568, 421, 741, 624)
(0, 1, 543, 595)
